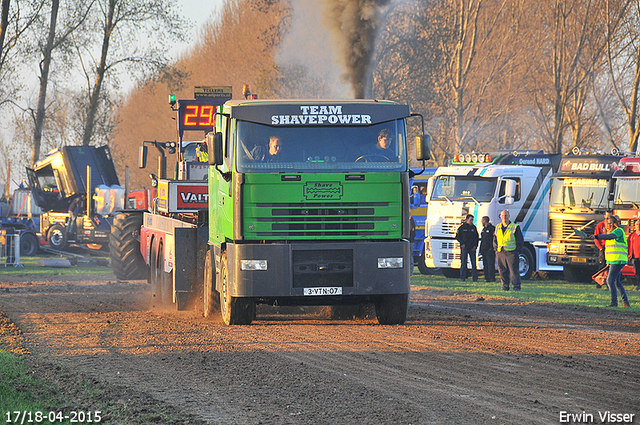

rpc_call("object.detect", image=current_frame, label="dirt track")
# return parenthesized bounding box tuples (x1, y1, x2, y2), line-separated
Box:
(0, 274, 639, 424)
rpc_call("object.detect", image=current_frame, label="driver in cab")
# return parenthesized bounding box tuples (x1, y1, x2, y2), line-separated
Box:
(250, 136, 283, 162)
(357, 129, 394, 162)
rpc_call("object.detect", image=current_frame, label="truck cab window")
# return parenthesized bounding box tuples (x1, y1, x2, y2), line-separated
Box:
(236, 120, 407, 173)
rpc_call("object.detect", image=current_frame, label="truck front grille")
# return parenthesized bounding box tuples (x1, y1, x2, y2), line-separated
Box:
(550, 218, 596, 241)
(435, 218, 463, 237)
(292, 249, 354, 287)
(254, 202, 391, 237)
(564, 243, 598, 256)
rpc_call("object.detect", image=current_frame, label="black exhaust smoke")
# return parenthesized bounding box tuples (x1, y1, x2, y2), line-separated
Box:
(324, 0, 390, 99)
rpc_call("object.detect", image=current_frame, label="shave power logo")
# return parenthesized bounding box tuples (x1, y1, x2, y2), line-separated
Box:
(303, 182, 343, 200)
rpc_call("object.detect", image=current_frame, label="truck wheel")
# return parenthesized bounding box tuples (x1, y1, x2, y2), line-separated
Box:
(47, 224, 67, 249)
(157, 243, 174, 307)
(375, 293, 409, 325)
(417, 250, 430, 275)
(518, 247, 534, 281)
(20, 232, 39, 256)
(149, 243, 161, 304)
(203, 249, 218, 317)
(219, 251, 254, 325)
(441, 268, 458, 278)
(109, 212, 148, 280)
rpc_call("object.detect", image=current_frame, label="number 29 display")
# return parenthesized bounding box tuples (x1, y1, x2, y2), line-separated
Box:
(178, 101, 217, 131)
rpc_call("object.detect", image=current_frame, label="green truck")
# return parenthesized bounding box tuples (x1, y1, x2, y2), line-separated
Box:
(124, 92, 430, 325)
(204, 99, 429, 325)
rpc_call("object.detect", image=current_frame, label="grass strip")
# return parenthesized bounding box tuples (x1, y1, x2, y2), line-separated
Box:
(0, 257, 113, 278)
(0, 312, 205, 425)
(411, 273, 640, 312)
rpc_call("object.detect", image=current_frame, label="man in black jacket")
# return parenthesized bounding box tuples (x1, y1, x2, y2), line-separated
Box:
(480, 216, 496, 282)
(455, 214, 479, 282)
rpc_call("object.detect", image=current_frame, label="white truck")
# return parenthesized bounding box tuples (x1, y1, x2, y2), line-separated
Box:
(423, 151, 563, 280)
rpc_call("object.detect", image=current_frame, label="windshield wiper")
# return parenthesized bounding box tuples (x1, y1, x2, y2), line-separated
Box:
(616, 197, 639, 208)
(460, 196, 480, 205)
(435, 195, 453, 204)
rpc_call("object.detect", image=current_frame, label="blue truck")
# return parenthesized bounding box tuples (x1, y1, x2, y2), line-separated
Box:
(410, 167, 437, 274)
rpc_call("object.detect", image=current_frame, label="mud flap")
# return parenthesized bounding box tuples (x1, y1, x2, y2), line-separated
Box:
(174, 227, 198, 310)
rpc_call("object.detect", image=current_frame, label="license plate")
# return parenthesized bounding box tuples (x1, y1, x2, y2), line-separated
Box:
(572, 257, 587, 263)
(303, 287, 343, 296)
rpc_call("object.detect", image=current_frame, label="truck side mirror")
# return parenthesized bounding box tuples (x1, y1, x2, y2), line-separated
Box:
(504, 179, 516, 204)
(416, 134, 432, 161)
(139, 146, 148, 169)
(207, 132, 223, 166)
(505, 179, 516, 197)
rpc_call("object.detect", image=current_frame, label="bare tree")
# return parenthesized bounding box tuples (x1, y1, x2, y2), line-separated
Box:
(0, 0, 46, 107)
(77, 0, 187, 146)
(0, 0, 10, 65)
(30, 0, 94, 166)
(604, 0, 640, 152)
(527, 0, 616, 153)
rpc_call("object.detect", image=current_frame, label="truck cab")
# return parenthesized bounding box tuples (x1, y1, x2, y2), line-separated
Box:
(546, 149, 625, 281)
(424, 151, 562, 280)
(410, 167, 437, 274)
(205, 99, 430, 324)
(26, 146, 122, 250)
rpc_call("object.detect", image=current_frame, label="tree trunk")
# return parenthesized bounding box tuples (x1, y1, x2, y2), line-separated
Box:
(82, 0, 115, 146)
(32, 0, 59, 166)
(0, 0, 10, 61)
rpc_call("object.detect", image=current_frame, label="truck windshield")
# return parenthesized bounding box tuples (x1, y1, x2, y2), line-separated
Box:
(431, 176, 497, 203)
(550, 178, 609, 208)
(236, 120, 407, 173)
(614, 178, 640, 206)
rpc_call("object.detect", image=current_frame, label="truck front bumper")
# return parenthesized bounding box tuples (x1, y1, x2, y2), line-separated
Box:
(222, 240, 410, 300)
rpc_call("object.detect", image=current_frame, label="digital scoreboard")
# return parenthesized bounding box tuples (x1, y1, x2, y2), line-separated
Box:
(178, 101, 217, 131)
(176, 86, 232, 133)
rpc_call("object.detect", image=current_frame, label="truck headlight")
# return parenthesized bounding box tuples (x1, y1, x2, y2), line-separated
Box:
(548, 244, 559, 254)
(378, 257, 404, 269)
(241, 260, 267, 271)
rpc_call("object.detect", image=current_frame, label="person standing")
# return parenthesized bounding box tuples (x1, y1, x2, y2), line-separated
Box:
(594, 215, 631, 307)
(594, 210, 612, 288)
(455, 214, 479, 282)
(480, 216, 496, 282)
(493, 210, 524, 291)
(628, 220, 640, 291)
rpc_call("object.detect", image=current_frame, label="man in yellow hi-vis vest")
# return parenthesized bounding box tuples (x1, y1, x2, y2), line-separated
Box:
(594, 215, 631, 308)
(493, 210, 524, 291)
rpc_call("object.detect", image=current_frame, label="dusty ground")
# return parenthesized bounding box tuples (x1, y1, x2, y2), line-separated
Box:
(0, 272, 639, 425)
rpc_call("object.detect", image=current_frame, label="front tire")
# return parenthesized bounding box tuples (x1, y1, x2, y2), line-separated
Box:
(109, 212, 148, 280)
(19, 232, 39, 256)
(47, 224, 67, 249)
(375, 293, 409, 325)
(417, 250, 430, 275)
(219, 251, 254, 325)
(519, 247, 534, 281)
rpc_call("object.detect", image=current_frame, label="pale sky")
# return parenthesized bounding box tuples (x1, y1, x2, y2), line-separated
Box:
(172, 0, 225, 59)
